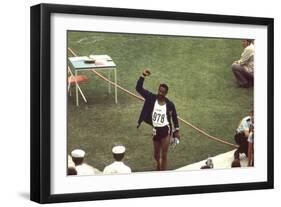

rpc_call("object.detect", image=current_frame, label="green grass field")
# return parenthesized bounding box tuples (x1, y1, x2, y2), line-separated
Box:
(67, 31, 253, 172)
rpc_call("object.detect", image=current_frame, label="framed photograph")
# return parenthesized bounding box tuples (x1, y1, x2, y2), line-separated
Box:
(30, 3, 274, 203)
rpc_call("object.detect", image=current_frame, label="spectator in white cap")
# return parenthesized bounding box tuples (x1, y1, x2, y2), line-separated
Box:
(103, 145, 132, 175)
(71, 149, 101, 176)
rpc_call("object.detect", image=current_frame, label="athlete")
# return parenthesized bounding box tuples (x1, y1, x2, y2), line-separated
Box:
(136, 69, 180, 170)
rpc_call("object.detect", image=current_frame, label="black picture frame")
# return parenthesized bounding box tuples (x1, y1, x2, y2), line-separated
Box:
(30, 3, 274, 204)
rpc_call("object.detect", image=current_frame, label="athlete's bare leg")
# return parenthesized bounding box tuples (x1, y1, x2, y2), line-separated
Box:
(153, 139, 161, 170)
(153, 135, 170, 171)
(159, 135, 170, 170)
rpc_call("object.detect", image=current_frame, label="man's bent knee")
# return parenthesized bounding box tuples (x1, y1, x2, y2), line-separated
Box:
(231, 63, 242, 72)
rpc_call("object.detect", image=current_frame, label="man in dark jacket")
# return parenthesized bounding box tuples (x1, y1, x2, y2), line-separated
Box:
(136, 69, 180, 170)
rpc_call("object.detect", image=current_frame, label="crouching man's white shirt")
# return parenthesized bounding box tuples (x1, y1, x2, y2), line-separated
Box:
(103, 161, 132, 174)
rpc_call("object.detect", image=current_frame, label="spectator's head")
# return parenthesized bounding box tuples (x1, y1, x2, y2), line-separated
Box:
(231, 159, 241, 167)
(157, 83, 169, 100)
(242, 39, 253, 48)
(71, 149, 85, 166)
(112, 145, 126, 161)
(68, 167, 77, 175)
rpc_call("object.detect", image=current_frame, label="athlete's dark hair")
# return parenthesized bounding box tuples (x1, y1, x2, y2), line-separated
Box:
(159, 83, 169, 93)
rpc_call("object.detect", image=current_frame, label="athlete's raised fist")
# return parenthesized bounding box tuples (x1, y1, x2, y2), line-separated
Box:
(142, 69, 151, 77)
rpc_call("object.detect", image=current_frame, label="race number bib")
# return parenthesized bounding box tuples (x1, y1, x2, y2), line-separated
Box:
(152, 101, 169, 127)
(152, 112, 166, 124)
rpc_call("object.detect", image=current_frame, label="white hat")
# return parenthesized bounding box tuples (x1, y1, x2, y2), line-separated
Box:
(112, 145, 126, 154)
(71, 149, 85, 158)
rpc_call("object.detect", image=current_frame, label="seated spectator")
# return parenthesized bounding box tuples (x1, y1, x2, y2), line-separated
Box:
(234, 110, 254, 161)
(231, 39, 254, 88)
(71, 149, 101, 176)
(231, 159, 241, 168)
(103, 145, 132, 174)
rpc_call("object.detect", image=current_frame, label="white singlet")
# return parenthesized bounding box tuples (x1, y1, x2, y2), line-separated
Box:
(152, 100, 169, 127)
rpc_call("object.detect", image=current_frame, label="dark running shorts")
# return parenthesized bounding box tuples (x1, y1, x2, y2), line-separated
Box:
(153, 125, 170, 142)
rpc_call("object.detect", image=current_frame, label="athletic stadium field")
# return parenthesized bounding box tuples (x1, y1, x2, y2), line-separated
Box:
(67, 31, 253, 172)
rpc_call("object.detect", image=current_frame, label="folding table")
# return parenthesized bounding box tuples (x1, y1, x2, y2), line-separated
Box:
(68, 55, 118, 106)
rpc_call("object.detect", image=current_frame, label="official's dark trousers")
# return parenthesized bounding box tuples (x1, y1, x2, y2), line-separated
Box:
(231, 63, 253, 87)
(234, 132, 249, 160)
